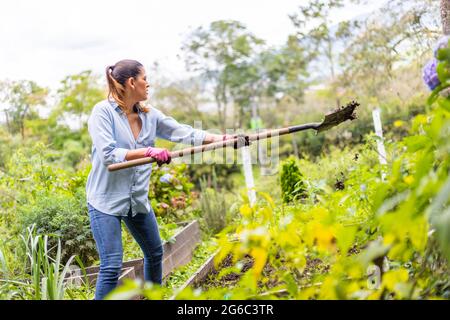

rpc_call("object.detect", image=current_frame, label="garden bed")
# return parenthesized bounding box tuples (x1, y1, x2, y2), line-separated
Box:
(169, 251, 332, 299)
(65, 220, 201, 286)
(167, 247, 219, 299)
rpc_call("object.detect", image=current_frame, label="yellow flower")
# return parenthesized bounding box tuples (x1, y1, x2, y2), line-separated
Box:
(394, 120, 404, 127)
(403, 175, 414, 185)
(311, 222, 336, 252)
(239, 204, 253, 218)
(414, 114, 428, 125)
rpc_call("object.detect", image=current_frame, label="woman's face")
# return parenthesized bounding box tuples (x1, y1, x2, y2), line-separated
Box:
(129, 68, 149, 101)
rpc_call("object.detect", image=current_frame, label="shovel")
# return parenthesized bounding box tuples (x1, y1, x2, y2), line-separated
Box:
(107, 100, 359, 172)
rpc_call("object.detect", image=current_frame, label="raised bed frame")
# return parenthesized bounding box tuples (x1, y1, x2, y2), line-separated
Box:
(169, 250, 219, 300)
(65, 220, 201, 286)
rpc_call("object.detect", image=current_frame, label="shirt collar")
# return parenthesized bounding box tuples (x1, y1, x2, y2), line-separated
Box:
(108, 98, 142, 115)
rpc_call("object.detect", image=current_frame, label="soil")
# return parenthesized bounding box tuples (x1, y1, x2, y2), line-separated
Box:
(196, 254, 254, 289)
(296, 257, 330, 284)
(334, 172, 345, 190)
(334, 180, 345, 190)
(347, 244, 361, 256)
(196, 253, 331, 294)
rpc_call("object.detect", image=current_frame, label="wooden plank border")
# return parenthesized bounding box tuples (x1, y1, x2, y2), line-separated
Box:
(66, 220, 201, 286)
(169, 249, 219, 300)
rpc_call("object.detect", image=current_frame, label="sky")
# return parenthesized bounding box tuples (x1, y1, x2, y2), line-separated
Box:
(0, 0, 384, 91)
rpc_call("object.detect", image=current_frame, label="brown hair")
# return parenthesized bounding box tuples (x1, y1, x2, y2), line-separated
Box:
(106, 59, 150, 113)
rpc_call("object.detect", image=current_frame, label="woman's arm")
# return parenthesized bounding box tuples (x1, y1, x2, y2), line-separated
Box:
(153, 108, 242, 147)
(125, 133, 229, 160)
(88, 108, 129, 166)
(202, 133, 226, 144)
(124, 148, 147, 161)
(125, 133, 246, 162)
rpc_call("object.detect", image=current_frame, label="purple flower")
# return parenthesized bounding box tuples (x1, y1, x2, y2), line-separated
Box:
(423, 59, 440, 91)
(434, 36, 450, 58)
(159, 173, 174, 184)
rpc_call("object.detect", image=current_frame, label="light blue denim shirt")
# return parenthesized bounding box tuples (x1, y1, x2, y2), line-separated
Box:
(86, 99, 207, 217)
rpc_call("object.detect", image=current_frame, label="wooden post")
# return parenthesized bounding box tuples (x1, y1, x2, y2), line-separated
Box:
(241, 146, 257, 206)
(372, 108, 387, 180)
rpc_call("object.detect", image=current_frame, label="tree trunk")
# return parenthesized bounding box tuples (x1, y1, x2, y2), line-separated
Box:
(214, 89, 224, 132)
(20, 105, 29, 140)
(222, 100, 228, 132)
(221, 86, 228, 132)
(327, 40, 340, 109)
(4, 110, 10, 134)
(20, 122, 25, 140)
(238, 105, 245, 129)
(442, 0, 450, 35)
(232, 100, 237, 130)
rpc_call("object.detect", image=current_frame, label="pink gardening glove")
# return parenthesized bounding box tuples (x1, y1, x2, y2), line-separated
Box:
(144, 147, 171, 166)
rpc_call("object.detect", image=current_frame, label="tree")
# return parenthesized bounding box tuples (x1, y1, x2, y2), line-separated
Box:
(0, 80, 48, 139)
(289, 0, 359, 108)
(182, 20, 265, 131)
(152, 74, 208, 126)
(338, 0, 440, 101)
(54, 70, 104, 129)
(256, 35, 309, 103)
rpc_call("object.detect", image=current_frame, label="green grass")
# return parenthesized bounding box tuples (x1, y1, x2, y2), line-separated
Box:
(163, 239, 218, 298)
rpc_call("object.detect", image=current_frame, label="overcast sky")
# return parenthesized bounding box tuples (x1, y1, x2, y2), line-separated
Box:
(0, 0, 384, 91)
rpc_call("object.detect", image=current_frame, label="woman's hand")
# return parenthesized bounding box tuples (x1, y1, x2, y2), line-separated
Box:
(222, 134, 251, 149)
(203, 133, 251, 149)
(144, 147, 171, 166)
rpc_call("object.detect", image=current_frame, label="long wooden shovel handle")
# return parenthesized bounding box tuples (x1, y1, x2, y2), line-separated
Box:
(107, 101, 358, 172)
(107, 124, 320, 172)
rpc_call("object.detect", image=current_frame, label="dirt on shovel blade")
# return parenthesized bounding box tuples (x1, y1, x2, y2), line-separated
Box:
(317, 100, 359, 133)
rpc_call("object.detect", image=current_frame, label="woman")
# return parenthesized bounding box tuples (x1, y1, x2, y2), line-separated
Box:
(86, 59, 235, 300)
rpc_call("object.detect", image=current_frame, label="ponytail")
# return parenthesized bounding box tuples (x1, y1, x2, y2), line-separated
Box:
(106, 60, 150, 113)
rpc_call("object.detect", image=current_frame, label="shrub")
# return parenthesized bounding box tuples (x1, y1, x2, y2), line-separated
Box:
(17, 192, 96, 265)
(188, 163, 240, 191)
(280, 156, 307, 204)
(149, 163, 195, 218)
(199, 167, 227, 235)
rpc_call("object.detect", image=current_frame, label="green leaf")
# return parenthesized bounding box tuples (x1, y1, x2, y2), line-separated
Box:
(437, 47, 450, 61)
(403, 135, 432, 153)
(433, 207, 450, 264)
(336, 225, 357, 255)
(359, 239, 390, 268)
(283, 272, 298, 296)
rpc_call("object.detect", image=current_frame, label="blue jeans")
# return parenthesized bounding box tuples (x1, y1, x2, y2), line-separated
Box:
(87, 203, 163, 300)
